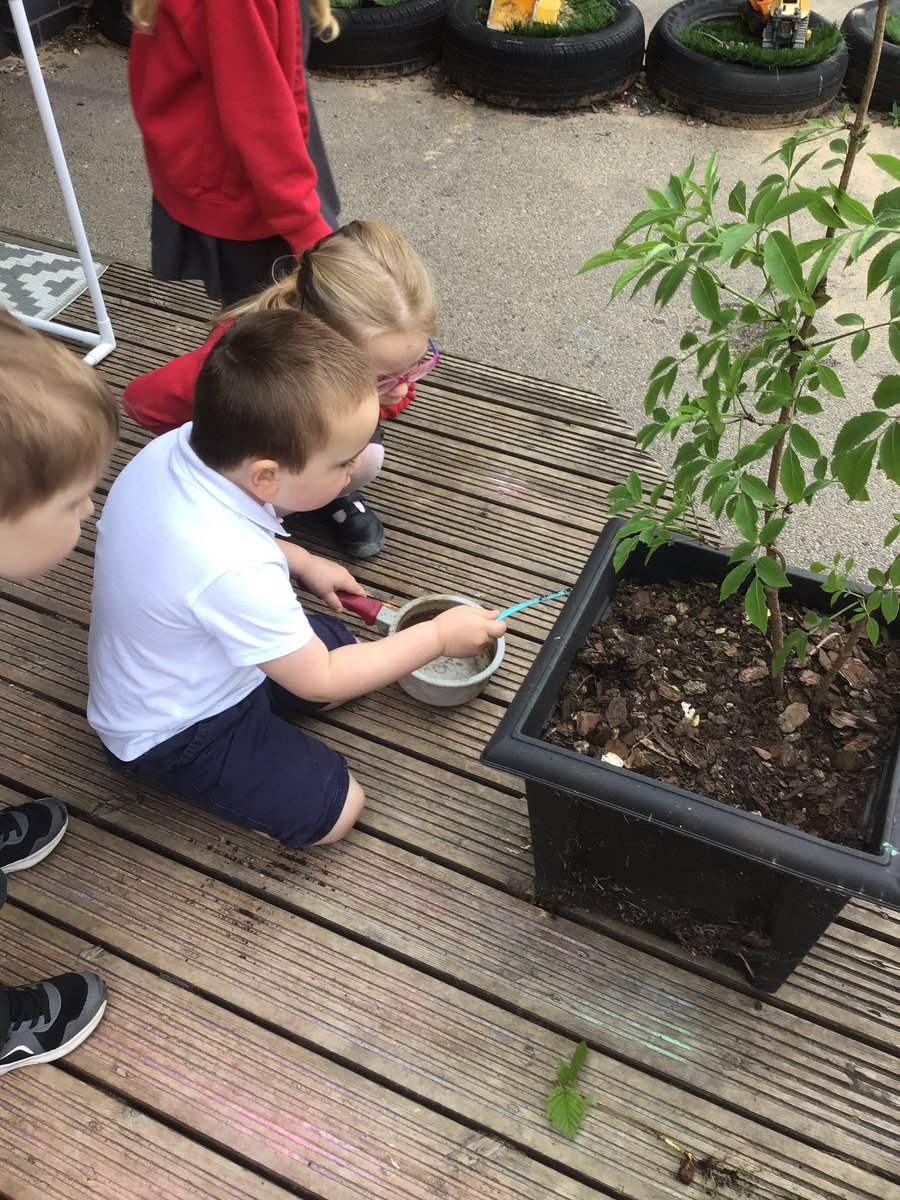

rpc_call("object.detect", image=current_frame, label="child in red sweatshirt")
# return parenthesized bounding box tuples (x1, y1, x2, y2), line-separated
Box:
(129, 0, 340, 304)
(123, 221, 440, 559)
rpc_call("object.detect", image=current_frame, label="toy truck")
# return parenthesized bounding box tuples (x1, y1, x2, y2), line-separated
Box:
(740, 0, 812, 50)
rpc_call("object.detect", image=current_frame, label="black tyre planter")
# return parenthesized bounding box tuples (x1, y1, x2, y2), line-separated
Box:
(645, 0, 848, 127)
(93, 0, 132, 46)
(842, 0, 900, 112)
(307, 0, 448, 77)
(443, 0, 644, 111)
(483, 519, 900, 993)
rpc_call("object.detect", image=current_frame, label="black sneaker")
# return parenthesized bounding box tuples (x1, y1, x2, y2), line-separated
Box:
(321, 491, 385, 558)
(0, 973, 107, 1075)
(0, 799, 68, 873)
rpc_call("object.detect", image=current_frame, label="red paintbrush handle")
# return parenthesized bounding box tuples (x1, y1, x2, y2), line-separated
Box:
(335, 591, 385, 626)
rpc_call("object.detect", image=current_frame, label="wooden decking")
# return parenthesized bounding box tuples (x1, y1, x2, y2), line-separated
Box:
(1, 258, 898, 1200)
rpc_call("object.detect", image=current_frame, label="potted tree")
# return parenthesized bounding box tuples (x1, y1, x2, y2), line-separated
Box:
(483, 0, 900, 992)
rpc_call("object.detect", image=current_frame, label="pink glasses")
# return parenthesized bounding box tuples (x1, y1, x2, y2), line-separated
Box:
(376, 339, 439, 396)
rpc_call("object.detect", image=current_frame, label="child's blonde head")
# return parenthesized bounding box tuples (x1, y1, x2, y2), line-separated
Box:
(0, 310, 118, 519)
(130, 0, 339, 41)
(191, 308, 376, 473)
(227, 220, 437, 350)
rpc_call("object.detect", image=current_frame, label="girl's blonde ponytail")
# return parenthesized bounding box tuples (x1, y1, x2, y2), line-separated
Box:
(310, 0, 340, 41)
(128, 0, 159, 33)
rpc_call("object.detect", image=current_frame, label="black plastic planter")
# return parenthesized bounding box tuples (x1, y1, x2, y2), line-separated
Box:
(483, 519, 900, 992)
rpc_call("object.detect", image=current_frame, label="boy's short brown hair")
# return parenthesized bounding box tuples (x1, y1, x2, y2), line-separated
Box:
(191, 309, 376, 472)
(0, 309, 119, 518)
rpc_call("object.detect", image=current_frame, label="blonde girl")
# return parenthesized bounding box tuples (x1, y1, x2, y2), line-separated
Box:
(123, 221, 439, 558)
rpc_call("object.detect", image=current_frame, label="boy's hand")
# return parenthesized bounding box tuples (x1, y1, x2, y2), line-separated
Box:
(432, 606, 506, 659)
(300, 554, 365, 613)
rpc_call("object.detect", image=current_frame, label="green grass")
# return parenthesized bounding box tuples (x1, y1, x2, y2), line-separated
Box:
(477, 0, 615, 38)
(680, 17, 843, 67)
(887, 13, 900, 46)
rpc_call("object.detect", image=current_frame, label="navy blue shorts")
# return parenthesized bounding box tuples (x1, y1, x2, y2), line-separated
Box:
(106, 615, 356, 846)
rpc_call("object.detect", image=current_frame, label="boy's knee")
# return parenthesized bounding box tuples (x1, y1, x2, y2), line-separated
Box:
(310, 774, 365, 845)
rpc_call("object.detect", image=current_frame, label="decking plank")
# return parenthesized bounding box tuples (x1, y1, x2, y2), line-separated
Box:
(7, 823, 894, 1200)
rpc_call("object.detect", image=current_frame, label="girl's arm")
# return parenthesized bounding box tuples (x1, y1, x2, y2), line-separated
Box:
(205, 0, 332, 253)
(122, 325, 228, 435)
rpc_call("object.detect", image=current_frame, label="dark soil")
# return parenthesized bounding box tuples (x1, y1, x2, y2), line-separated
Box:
(544, 578, 900, 849)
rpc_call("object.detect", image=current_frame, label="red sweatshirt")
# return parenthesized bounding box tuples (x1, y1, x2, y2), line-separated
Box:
(128, 0, 331, 253)
(122, 323, 415, 434)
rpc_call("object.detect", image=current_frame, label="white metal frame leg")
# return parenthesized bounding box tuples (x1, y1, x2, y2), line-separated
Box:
(8, 0, 116, 364)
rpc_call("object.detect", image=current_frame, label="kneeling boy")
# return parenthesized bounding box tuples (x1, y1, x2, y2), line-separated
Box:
(88, 310, 504, 846)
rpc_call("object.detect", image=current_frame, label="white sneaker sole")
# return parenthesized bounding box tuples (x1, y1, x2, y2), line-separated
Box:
(0, 998, 107, 1076)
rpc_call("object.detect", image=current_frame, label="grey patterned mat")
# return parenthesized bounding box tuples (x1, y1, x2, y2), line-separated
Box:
(0, 240, 108, 320)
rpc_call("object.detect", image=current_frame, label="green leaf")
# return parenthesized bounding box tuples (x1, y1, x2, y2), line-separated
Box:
(625, 471, 643, 502)
(759, 515, 788, 544)
(767, 192, 817, 221)
(875, 187, 900, 220)
(771, 629, 809, 678)
(834, 313, 864, 327)
(547, 1086, 592, 1139)
(807, 237, 844, 291)
(718, 223, 758, 262)
(579, 249, 634, 273)
(654, 262, 691, 308)
(882, 591, 900, 624)
(691, 268, 721, 322)
(756, 555, 790, 589)
(780, 446, 805, 503)
(763, 230, 806, 299)
(871, 153, 900, 183)
(834, 413, 885, 458)
(831, 190, 875, 226)
(569, 1040, 588, 1080)
(732, 492, 758, 540)
(729, 180, 747, 215)
(611, 257, 656, 301)
(816, 364, 845, 398)
(867, 239, 900, 296)
(800, 191, 845, 228)
(851, 329, 872, 361)
(744, 577, 769, 634)
(556, 1060, 574, 1087)
(795, 393, 824, 415)
(835, 440, 878, 501)
(720, 559, 754, 601)
(879, 423, 900, 485)
(867, 617, 880, 647)
(789, 425, 821, 459)
(873, 376, 900, 409)
(739, 475, 777, 506)
(890, 324, 900, 364)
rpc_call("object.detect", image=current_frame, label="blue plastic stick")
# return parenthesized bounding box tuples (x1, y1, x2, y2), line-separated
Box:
(497, 589, 571, 621)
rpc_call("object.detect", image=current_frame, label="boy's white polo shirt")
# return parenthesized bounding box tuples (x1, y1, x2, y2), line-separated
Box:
(87, 424, 314, 761)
